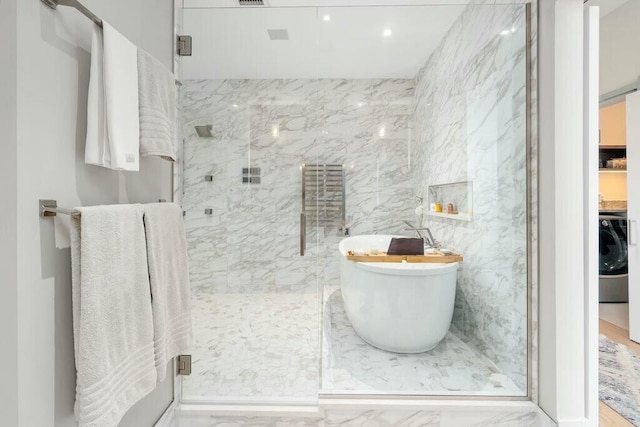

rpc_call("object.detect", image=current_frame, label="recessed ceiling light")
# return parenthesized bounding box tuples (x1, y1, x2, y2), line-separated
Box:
(323, 14, 331, 22)
(500, 29, 511, 36)
(383, 28, 392, 38)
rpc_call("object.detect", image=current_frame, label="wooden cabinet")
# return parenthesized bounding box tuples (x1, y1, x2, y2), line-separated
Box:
(600, 101, 627, 146)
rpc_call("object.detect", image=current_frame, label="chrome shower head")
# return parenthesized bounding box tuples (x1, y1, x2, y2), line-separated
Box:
(195, 125, 213, 138)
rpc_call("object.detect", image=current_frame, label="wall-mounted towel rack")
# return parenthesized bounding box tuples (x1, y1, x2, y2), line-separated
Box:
(42, 0, 101, 27)
(41, 0, 183, 86)
(40, 199, 79, 217)
(40, 199, 169, 217)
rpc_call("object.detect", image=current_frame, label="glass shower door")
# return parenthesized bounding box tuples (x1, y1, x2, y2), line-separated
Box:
(179, 6, 323, 404)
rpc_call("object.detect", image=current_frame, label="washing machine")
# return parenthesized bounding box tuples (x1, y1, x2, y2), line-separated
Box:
(599, 211, 629, 302)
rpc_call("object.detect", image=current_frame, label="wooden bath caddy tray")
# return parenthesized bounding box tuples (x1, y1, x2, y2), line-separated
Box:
(346, 252, 463, 264)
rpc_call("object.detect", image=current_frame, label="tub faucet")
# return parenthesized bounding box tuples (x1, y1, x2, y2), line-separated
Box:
(401, 220, 439, 249)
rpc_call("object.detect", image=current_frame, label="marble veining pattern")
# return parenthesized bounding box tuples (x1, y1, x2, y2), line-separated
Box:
(411, 3, 529, 390)
(179, 2, 533, 401)
(175, 407, 554, 427)
(529, 0, 539, 403)
(182, 78, 416, 296)
(321, 285, 524, 396)
(181, 78, 420, 400)
(181, 292, 320, 401)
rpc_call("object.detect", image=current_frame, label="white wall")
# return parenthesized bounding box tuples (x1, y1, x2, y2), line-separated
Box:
(599, 0, 640, 95)
(538, 0, 593, 424)
(0, 0, 19, 425)
(14, 0, 175, 425)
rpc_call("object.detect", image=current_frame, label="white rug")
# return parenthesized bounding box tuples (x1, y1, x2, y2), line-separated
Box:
(600, 334, 640, 426)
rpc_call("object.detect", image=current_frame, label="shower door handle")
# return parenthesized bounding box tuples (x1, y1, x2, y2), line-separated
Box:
(629, 220, 637, 246)
(300, 212, 306, 256)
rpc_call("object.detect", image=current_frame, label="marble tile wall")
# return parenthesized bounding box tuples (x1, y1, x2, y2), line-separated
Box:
(411, 3, 529, 391)
(181, 79, 416, 294)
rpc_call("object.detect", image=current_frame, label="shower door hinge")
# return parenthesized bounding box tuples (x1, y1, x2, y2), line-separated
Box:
(177, 354, 192, 376)
(177, 35, 192, 56)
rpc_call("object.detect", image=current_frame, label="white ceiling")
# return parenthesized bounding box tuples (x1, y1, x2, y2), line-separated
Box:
(182, 4, 468, 79)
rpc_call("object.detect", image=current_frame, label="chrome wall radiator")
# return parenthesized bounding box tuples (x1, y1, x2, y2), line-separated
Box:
(300, 164, 346, 256)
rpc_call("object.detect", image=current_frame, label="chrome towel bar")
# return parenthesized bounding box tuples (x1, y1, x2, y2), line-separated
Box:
(39, 199, 168, 217)
(40, 200, 79, 217)
(42, 0, 102, 27)
(41, 0, 183, 86)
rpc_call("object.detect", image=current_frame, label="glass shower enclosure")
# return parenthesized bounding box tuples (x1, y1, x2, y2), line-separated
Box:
(178, 1, 531, 403)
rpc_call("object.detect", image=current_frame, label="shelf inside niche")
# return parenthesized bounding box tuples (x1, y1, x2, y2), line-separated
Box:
(425, 211, 472, 221)
(427, 181, 473, 222)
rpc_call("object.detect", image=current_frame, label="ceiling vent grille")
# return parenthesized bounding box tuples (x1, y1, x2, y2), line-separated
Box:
(267, 29, 289, 40)
(239, 0, 264, 5)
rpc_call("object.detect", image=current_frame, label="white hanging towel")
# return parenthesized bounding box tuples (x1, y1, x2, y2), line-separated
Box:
(142, 203, 193, 382)
(137, 49, 177, 162)
(70, 205, 156, 427)
(85, 22, 140, 171)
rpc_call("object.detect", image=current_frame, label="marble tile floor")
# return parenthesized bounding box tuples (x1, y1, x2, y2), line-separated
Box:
(181, 291, 321, 403)
(182, 284, 525, 403)
(321, 285, 525, 396)
(175, 407, 554, 427)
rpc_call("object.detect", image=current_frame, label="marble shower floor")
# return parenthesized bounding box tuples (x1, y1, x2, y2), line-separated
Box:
(321, 285, 525, 396)
(182, 286, 524, 402)
(181, 291, 321, 403)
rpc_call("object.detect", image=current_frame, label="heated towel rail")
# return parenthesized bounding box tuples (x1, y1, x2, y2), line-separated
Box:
(300, 164, 346, 256)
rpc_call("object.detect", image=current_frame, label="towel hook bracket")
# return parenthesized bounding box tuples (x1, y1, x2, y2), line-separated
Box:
(40, 199, 58, 217)
(39, 199, 78, 217)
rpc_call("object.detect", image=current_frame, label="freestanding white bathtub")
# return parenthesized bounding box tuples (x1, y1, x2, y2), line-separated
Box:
(339, 235, 458, 353)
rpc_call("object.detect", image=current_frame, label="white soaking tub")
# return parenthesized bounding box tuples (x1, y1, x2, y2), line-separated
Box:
(339, 235, 458, 353)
